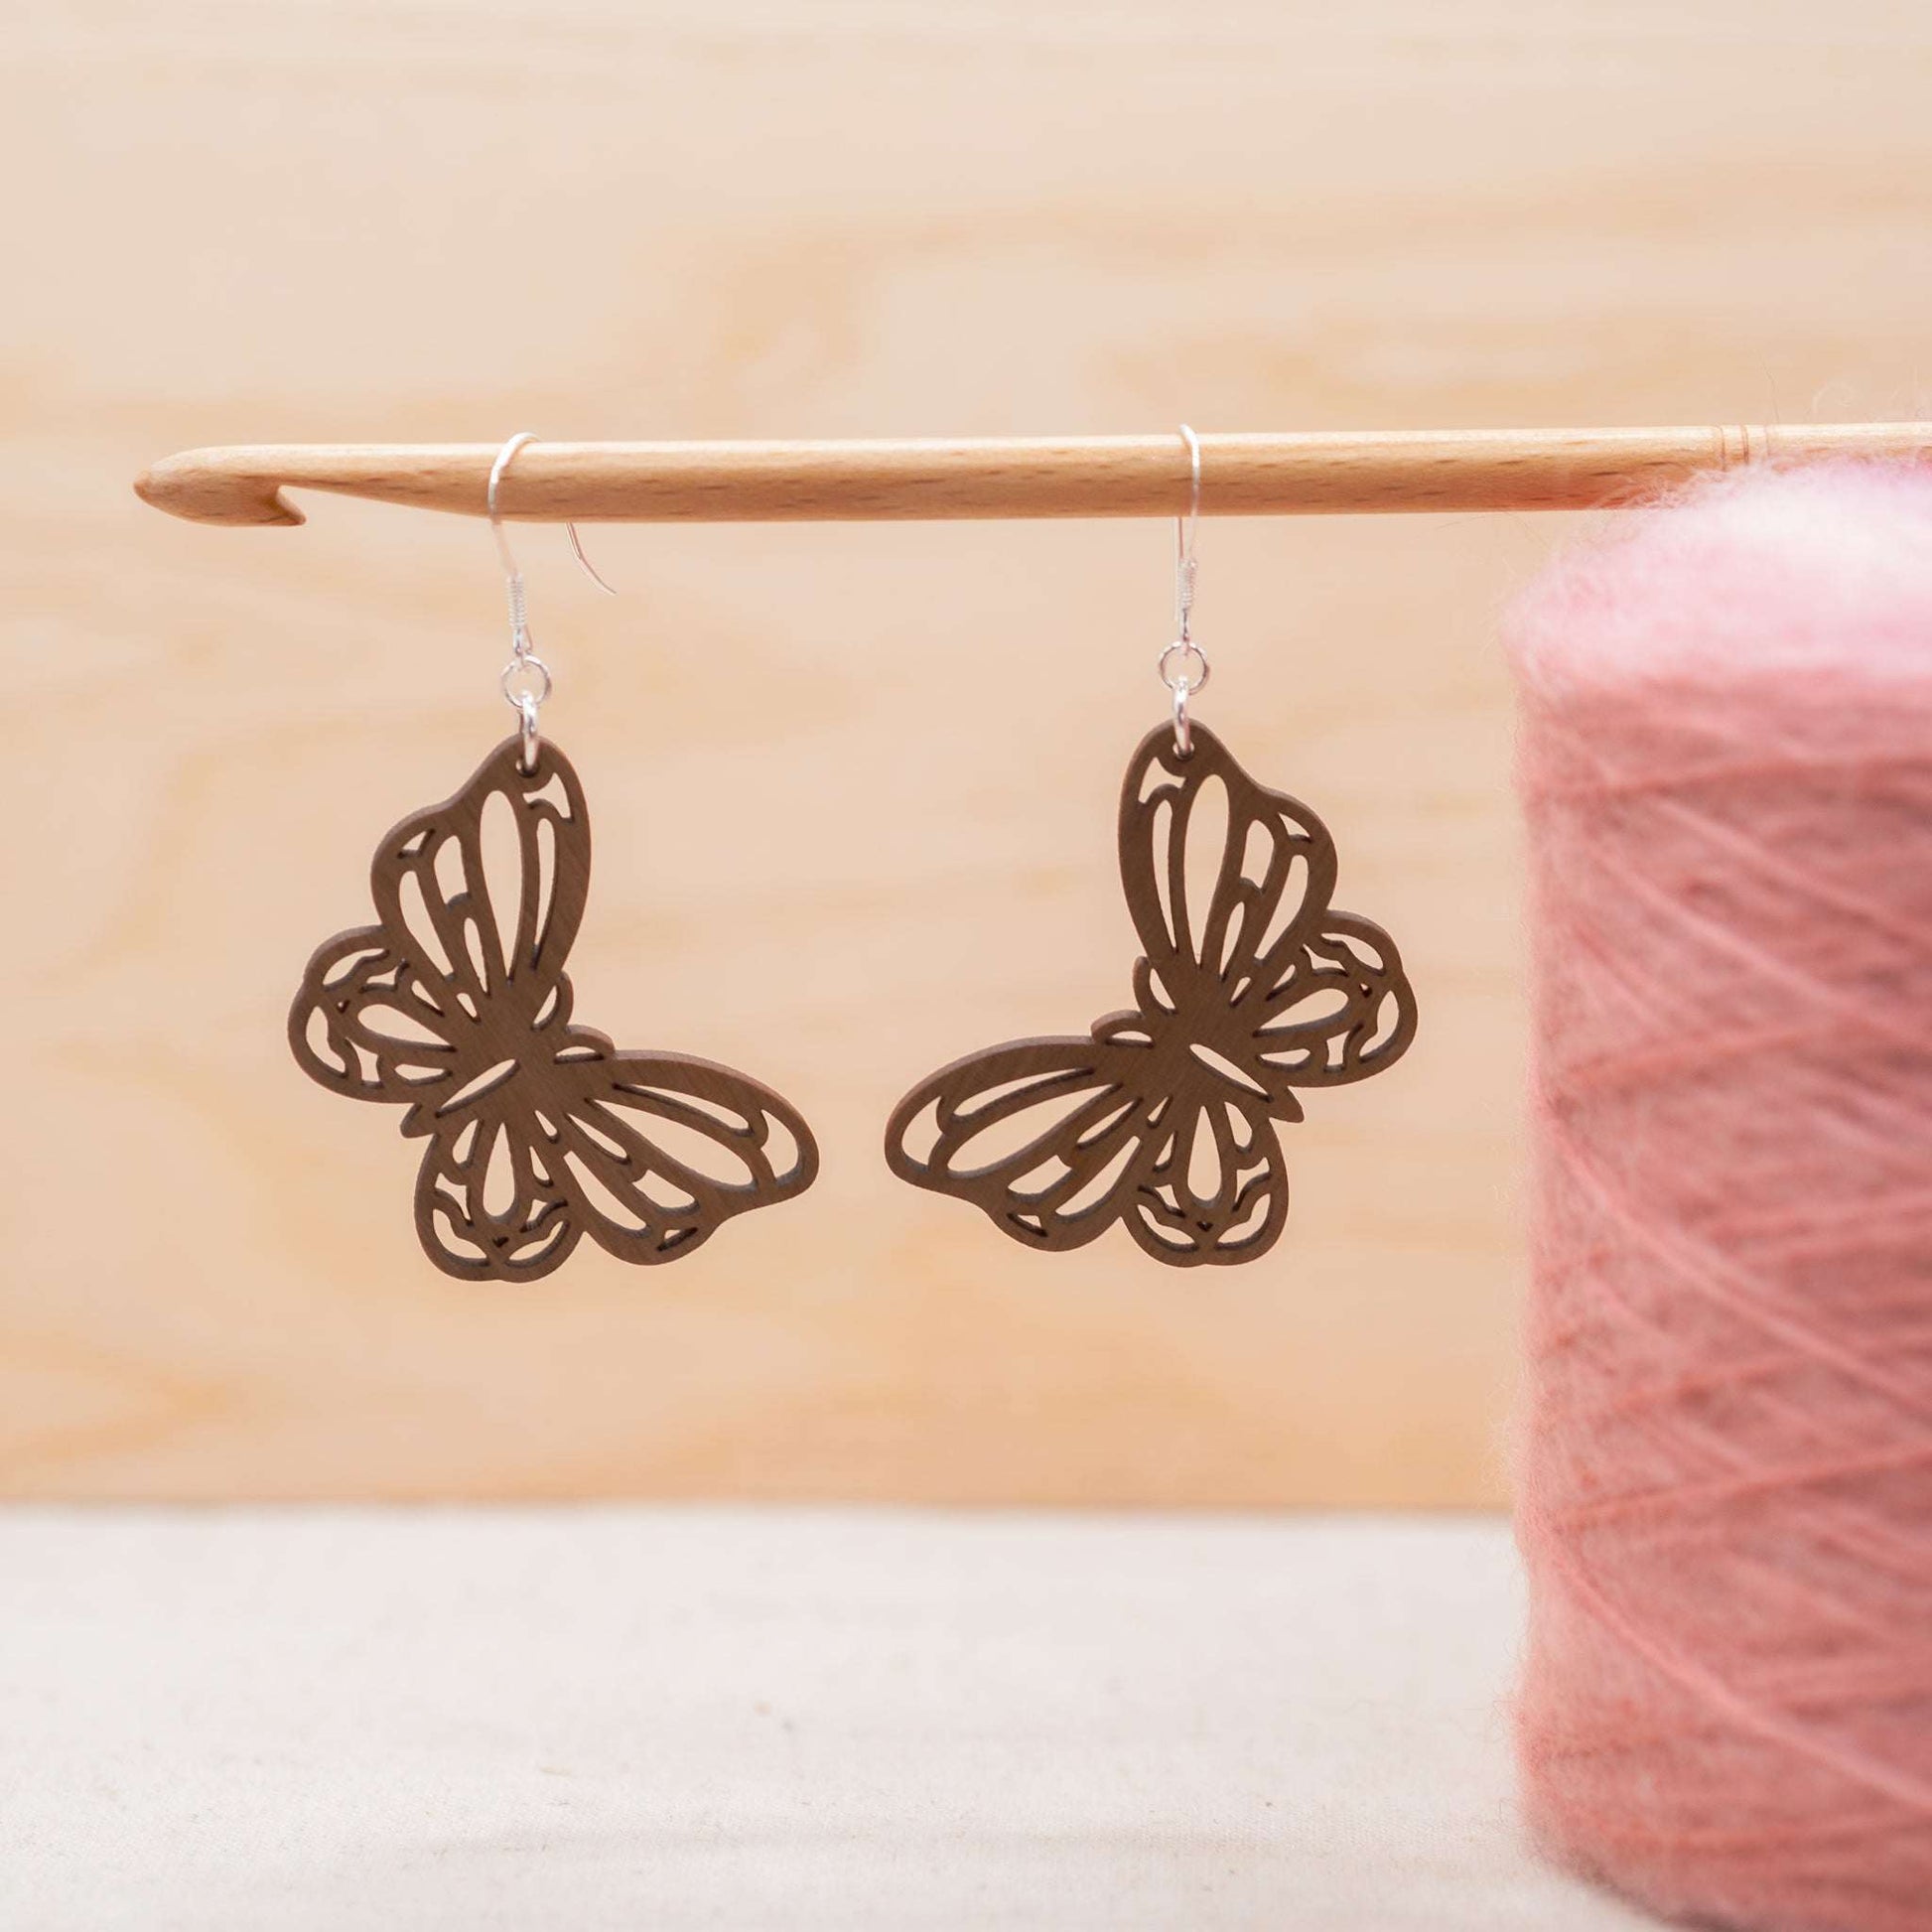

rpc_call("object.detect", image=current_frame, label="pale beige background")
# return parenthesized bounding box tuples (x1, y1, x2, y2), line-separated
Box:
(6, 1, 1929, 1503)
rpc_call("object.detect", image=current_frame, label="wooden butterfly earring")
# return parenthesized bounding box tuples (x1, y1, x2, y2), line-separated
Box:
(290, 432, 818, 1281)
(886, 427, 1417, 1267)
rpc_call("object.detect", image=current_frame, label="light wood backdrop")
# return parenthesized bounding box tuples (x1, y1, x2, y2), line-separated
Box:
(7, 1, 1930, 1504)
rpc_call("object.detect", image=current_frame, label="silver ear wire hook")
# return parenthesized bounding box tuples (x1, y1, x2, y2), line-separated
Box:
(1175, 422, 1201, 638)
(487, 432, 617, 771)
(487, 432, 619, 597)
(1156, 424, 1210, 756)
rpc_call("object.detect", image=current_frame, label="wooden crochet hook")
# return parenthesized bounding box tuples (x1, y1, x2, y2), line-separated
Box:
(134, 425, 1932, 527)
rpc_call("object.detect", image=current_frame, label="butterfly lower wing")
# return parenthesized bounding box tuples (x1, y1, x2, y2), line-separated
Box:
(885, 1035, 1175, 1252)
(289, 927, 462, 1121)
(1249, 909, 1418, 1098)
(1120, 1080, 1290, 1267)
(413, 1102, 582, 1282)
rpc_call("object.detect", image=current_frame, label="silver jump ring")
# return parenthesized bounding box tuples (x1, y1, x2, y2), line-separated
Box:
(516, 692, 541, 773)
(1172, 680, 1193, 758)
(500, 652, 553, 710)
(1157, 639, 1210, 695)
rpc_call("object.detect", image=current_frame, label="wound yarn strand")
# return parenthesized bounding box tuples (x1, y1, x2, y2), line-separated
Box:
(1508, 461, 1932, 1932)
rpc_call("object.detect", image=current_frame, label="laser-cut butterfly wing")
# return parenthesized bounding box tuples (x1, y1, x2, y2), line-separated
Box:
(887, 1035, 1170, 1253)
(291, 737, 816, 1281)
(885, 722, 1415, 1267)
(410, 1036, 817, 1280)
(290, 737, 590, 1128)
(887, 1028, 1293, 1265)
(1118, 723, 1417, 1113)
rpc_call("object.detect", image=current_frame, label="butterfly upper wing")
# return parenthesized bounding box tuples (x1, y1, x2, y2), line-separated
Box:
(289, 737, 590, 1130)
(886, 1034, 1166, 1251)
(1119, 720, 1336, 1010)
(362, 734, 589, 1038)
(415, 1031, 819, 1280)
(1118, 722, 1417, 1115)
(883, 1024, 1286, 1265)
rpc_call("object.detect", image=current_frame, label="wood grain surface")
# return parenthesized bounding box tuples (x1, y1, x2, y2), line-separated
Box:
(8, 0, 1931, 1503)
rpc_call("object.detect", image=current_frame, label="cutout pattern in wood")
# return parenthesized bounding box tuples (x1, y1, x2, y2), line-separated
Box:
(886, 723, 1416, 1266)
(291, 736, 817, 1280)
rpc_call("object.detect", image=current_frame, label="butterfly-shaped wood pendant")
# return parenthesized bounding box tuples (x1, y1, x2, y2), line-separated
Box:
(290, 736, 817, 1280)
(886, 722, 1416, 1266)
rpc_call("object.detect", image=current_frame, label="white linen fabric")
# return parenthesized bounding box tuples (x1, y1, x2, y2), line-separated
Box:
(1, 1510, 1659, 1930)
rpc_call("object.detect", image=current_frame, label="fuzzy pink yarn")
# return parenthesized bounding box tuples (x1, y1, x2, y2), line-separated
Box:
(1509, 462, 1932, 1932)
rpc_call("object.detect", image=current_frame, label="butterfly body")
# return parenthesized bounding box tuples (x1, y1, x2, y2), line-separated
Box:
(886, 722, 1415, 1267)
(291, 737, 816, 1280)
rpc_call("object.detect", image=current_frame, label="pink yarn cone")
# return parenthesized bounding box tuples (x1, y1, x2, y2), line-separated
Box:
(1509, 462, 1932, 1932)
